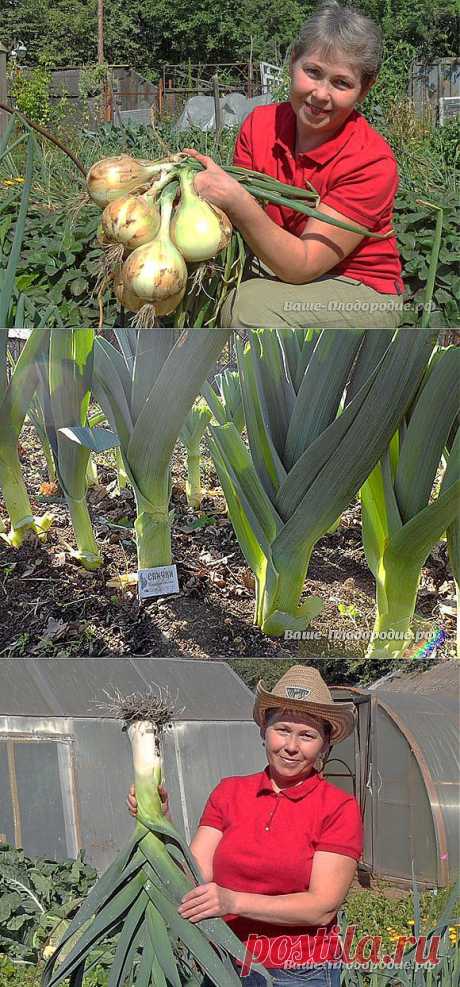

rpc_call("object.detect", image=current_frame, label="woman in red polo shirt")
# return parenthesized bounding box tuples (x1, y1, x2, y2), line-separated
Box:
(184, 1, 404, 329)
(128, 666, 363, 985)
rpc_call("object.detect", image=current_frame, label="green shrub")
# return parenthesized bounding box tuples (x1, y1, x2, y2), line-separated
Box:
(0, 843, 97, 964)
(8, 64, 53, 126)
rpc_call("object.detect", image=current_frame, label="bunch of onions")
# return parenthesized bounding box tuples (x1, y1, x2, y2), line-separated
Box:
(121, 182, 187, 323)
(171, 167, 232, 262)
(86, 155, 171, 208)
(43, 690, 273, 987)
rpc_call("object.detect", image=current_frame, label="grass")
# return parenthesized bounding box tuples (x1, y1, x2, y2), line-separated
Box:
(0, 958, 108, 986)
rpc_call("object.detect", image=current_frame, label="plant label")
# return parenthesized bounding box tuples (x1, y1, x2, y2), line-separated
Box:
(138, 565, 179, 600)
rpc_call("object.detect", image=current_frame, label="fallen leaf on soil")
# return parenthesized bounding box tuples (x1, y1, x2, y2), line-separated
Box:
(106, 573, 138, 589)
(241, 570, 255, 591)
(209, 572, 226, 588)
(22, 560, 41, 578)
(44, 617, 68, 640)
(54, 552, 67, 567)
(88, 484, 110, 505)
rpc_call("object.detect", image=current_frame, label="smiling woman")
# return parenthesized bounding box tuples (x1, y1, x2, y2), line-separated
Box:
(186, 1, 405, 329)
(128, 666, 362, 986)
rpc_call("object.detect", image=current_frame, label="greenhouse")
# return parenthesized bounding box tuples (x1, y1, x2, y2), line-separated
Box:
(0, 658, 458, 888)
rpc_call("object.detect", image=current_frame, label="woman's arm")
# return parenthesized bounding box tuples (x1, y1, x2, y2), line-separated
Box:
(184, 149, 364, 284)
(189, 825, 223, 883)
(178, 851, 356, 925)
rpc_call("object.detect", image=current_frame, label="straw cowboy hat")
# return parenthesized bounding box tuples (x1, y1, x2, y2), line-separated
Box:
(253, 665, 356, 744)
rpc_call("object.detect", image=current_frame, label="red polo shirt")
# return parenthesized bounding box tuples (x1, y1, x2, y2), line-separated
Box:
(199, 767, 363, 969)
(233, 102, 404, 295)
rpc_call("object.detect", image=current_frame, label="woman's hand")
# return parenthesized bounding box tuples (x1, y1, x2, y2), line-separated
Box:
(182, 148, 243, 216)
(178, 882, 238, 922)
(126, 784, 169, 817)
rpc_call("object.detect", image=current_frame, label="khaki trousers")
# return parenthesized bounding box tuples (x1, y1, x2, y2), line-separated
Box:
(220, 259, 403, 330)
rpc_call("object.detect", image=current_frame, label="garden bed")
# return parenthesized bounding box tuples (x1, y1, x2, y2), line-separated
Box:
(0, 424, 456, 659)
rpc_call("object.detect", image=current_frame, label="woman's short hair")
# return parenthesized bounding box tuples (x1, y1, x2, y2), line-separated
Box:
(291, 1, 383, 89)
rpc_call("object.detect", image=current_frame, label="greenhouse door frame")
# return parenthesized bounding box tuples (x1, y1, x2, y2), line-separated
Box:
(0, 728, 81, 858)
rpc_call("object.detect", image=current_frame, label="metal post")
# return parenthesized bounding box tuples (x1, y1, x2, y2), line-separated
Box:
(213, 74, 221, 136)
(0, 43, 8, 137)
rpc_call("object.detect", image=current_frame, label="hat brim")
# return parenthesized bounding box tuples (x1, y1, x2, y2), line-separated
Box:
(253, 680, 355, 744)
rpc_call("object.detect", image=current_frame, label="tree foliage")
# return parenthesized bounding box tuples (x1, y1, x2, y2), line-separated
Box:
(227, 657, 442, 690)
(1, 0, 457, 73)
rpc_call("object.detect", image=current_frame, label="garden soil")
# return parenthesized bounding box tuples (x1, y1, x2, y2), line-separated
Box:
(0, 425, 456, 659)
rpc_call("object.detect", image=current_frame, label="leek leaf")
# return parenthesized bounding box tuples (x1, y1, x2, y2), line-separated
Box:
(395, 346, 460, 521)
(284, 330, 362, 467)
(59, 425, 120, 453)
(143, 882, 242, 987)
(144, 900, 182, 987)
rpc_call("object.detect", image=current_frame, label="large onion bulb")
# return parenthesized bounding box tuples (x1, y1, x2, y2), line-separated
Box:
(101, 192, 161, 252)
(171, 168, 232, 262)
(121, 183, 187, 305)
(86, 156, 164, 208)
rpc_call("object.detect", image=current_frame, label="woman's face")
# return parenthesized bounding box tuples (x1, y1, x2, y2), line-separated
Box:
(290, 48, 372, 141)
(263, 710, 329, 787)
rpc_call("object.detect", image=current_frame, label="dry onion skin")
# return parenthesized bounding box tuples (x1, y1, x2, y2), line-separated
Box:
(171, 167, 232, 262)
(101, 192, 161, 252)
(86, 155, 165, 209)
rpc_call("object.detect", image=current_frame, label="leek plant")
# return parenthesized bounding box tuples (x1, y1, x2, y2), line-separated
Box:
(33, 329, 102, 570)
(361, 345, 460, 658)
(179, 400, 212, 509)
(43, 690, 272, 987)
(84, 329, 232, 576)
(207, 329, 437, 636)
(202, 369, 245, 434)
(0, 329, 53, 546)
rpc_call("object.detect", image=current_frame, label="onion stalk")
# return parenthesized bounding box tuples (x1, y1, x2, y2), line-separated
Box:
(42, 689, 273, 987)
(171, 167, 232, 261)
